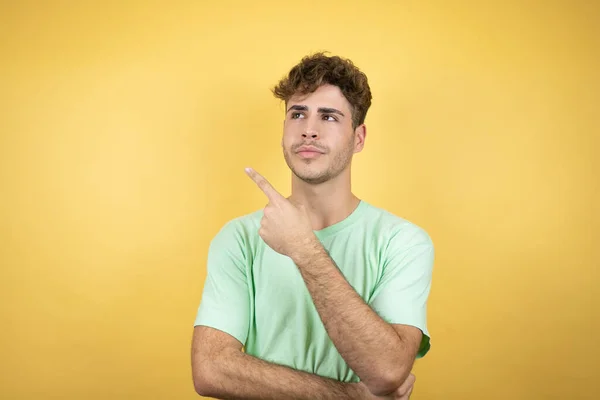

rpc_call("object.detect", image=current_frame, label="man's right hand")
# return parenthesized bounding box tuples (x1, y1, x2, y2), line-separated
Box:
(355, 373, 416, 399)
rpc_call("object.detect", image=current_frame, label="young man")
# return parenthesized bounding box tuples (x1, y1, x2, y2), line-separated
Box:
(191, 53, 435, 399)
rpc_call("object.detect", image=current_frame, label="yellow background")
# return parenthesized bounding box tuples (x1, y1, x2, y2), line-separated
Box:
(1, 1, 598, 399)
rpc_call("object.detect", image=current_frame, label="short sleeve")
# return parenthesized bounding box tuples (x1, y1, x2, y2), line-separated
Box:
(194, 221, 251, 345)
(369, 226, 434, 358)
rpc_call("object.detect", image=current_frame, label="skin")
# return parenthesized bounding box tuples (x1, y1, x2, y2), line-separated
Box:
(191, 84, 421, 399)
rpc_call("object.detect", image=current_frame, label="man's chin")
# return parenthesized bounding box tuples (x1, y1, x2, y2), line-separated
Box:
(292, 169, 329, 185)
(284, 156, 329, 183)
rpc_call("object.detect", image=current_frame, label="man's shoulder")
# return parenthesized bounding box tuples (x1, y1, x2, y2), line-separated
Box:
(210, 208, 263, 244)
(362, 201, 433, 247)
(224, 208, 263, 228)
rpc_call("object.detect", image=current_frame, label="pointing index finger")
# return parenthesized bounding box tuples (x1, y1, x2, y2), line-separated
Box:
(245, 167, 284, 203)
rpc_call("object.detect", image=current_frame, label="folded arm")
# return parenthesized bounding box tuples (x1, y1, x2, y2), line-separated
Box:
(191, 325, 366, 399)
(291, 239, 428, 397)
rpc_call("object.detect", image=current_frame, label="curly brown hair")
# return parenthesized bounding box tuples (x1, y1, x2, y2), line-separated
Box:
(271, 52, 372, 129)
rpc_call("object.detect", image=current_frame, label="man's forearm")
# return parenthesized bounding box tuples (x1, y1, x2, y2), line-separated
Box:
(291, 240, 411, 396)
(195, 346, 363, 400)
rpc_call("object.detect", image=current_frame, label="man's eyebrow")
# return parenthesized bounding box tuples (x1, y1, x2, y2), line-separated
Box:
(287, 105, 308, 113)
(318, 107, 345, 117)
(286, 105, 345, 117)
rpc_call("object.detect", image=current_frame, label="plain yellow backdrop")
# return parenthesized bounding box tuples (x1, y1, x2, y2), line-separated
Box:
(1, 1, 598, 399)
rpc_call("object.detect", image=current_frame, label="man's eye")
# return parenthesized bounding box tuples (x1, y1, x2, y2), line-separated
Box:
(323, 115, 336, 121)
(291, 112, 304, 119)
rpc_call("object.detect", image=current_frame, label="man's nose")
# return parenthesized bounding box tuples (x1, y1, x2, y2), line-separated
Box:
(302, 126, 319, 139)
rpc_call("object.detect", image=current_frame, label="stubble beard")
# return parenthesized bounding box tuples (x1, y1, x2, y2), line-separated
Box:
(283, 137, 355, 185)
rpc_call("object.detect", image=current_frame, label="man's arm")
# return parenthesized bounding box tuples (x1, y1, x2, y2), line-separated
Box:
(191, 325, 366, 400)
(290, 241, 423, 397)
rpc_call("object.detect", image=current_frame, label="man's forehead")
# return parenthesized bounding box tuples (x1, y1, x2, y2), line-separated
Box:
(288, 85, 350, 111)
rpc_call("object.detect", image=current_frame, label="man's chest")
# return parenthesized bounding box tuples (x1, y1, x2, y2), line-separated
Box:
(248, 240, 384, 312)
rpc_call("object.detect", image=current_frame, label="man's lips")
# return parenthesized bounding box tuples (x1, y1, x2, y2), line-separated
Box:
(297, 151, 322, 159)
(295, 145, 325, 154)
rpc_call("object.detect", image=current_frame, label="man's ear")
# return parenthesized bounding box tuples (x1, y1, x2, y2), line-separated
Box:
(354, 124, 367, 153)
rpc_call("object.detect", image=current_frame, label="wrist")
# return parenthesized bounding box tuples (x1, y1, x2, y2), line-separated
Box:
(289, 233, 322, 264)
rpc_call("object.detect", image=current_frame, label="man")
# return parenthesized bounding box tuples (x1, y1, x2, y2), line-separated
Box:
(191, 52, 435, 399)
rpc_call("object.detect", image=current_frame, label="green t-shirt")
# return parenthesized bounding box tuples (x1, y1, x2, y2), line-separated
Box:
(194, 200, 434, 383)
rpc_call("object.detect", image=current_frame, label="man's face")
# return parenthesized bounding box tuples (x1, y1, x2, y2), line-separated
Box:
(281, 84, 365, 184)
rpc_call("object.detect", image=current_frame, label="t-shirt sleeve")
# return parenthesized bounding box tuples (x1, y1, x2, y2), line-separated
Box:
(368, 225, 435, 358)
(193, 220, 251, 345)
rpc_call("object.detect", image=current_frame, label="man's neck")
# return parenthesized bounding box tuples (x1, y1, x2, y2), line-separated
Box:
(288, 175, 361, 231)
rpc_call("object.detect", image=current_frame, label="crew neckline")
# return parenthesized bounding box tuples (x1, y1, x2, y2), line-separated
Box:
(313, 200, 369, 240)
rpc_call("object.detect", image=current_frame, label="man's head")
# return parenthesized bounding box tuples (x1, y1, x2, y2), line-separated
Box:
(272, 52, 372, 185)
